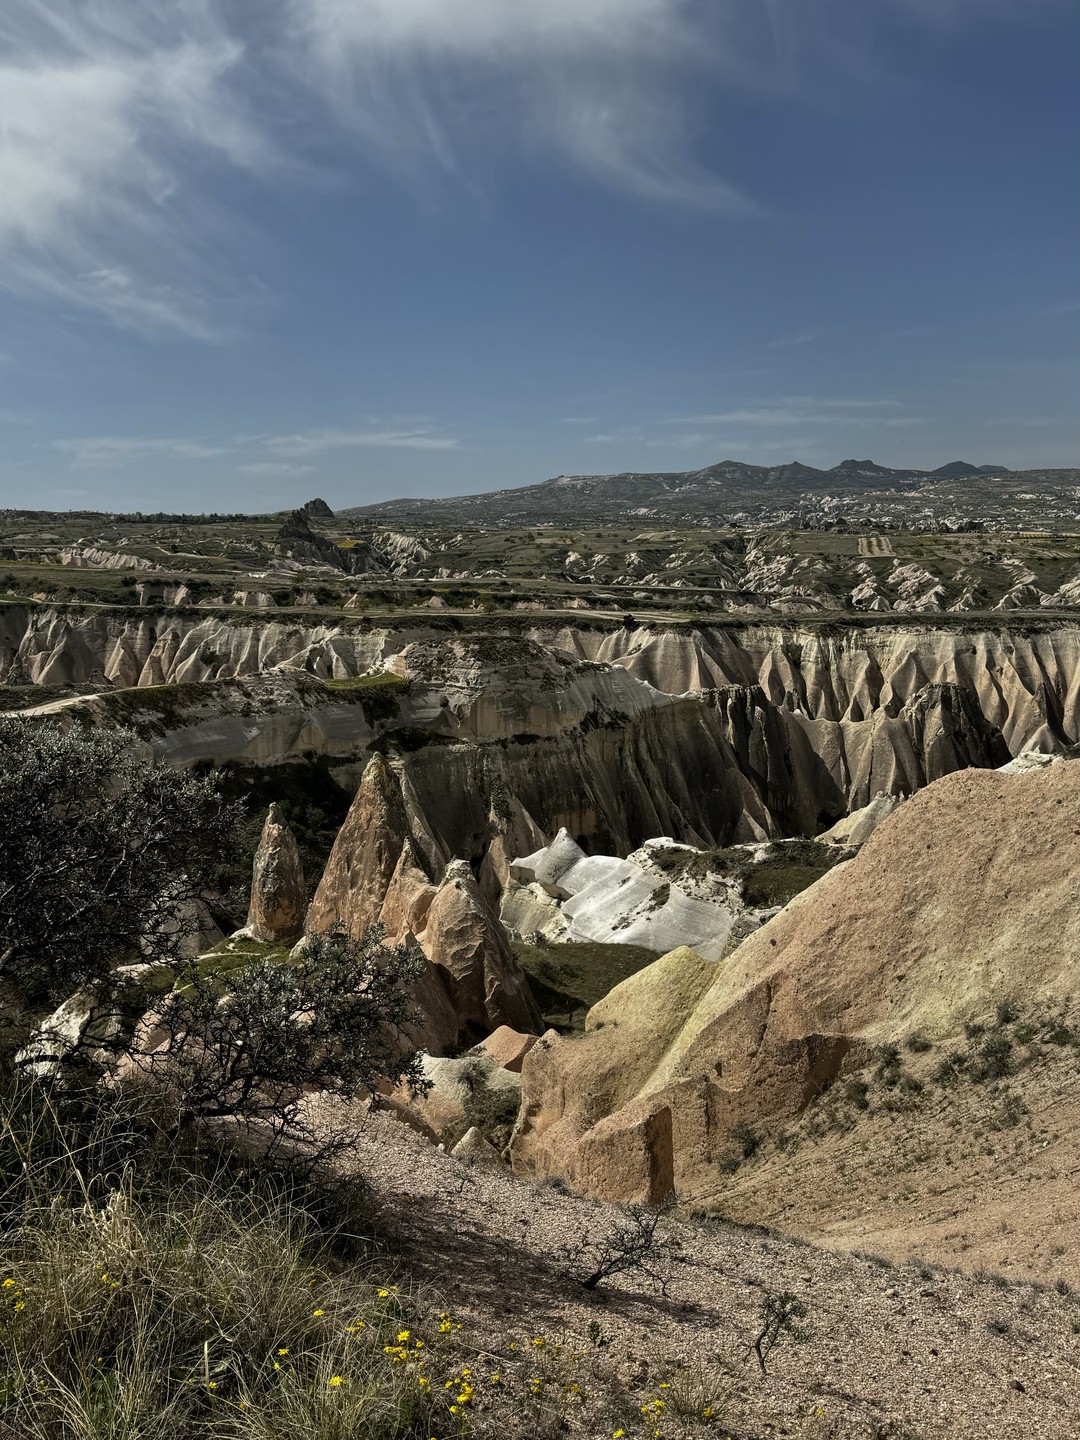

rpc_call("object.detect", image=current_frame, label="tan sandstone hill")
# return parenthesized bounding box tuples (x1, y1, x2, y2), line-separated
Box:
(511, 761, 1079, 1270)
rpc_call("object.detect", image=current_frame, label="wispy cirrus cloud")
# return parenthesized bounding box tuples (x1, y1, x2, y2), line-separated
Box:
(0, 0, 1064, 340)
(652, 397, 919, 430)
(580, 396, 923, 455)
(256, 426, 460, 455)
(288, 0, 754, 212)
(51, 422, 461, 470)
(0, 3, 275, 337)
(52, 435, 232, 468)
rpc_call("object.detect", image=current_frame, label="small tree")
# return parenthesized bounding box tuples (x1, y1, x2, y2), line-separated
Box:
(748, 1289, 809, 1374)
(558, 1198, 677, 1294)
(128, 926, 429, 1159)
(0, 720, 239, 1057)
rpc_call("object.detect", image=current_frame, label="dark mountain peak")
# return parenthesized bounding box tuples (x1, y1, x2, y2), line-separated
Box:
(302, 497, 335, 519)
(830, 458, 896, 477)
(931, 461, 980, 478)
(767, 461, 828, 482)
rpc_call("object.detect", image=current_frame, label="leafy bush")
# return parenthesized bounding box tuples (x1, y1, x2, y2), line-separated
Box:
(0, 720, 239, 1056)
(129, 928, 428, 1160)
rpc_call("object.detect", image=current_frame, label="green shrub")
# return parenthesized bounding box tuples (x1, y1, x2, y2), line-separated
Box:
(729, 1121, 761, 1161)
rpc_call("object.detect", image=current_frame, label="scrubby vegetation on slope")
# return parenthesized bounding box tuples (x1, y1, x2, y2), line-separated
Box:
(511, 940, 661, 1031)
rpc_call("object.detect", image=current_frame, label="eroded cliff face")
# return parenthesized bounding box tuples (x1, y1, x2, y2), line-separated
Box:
(2, 604, 1072, 861)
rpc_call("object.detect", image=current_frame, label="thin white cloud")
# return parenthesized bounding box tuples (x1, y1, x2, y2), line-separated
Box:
(51, 425, 462, 469)
(239, 461, 316, 476)
(655, 397, 912, 427)
(288, 0, 755, 212)
(0, 0, 1062, 337)
(52, 435, 231, 467)
(259, 426, 460, 454)
(768, 331, 820, 349)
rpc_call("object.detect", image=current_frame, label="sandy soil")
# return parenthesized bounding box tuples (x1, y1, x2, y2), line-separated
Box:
(711, 1044, 1079, 1284)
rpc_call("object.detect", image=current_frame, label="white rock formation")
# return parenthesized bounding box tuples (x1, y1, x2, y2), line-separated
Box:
(505, 828, 800, 962)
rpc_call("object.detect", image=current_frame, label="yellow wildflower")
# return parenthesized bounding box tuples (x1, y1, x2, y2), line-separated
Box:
(328, 1376, 345, 1388)
(312, 1309, 326, 1318)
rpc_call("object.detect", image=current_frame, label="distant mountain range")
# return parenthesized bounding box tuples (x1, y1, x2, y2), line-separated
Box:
(341, 457, 1016, 525)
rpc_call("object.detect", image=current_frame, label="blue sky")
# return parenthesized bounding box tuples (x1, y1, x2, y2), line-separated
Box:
(1, 0, 1076, 513)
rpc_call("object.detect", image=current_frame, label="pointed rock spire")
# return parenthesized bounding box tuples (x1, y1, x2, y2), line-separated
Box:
(246, 803, 307, 943)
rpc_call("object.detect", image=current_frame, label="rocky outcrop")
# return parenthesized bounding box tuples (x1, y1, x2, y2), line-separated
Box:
(450, 1125, 504, 1166)
(816, 793, 901, 847)
(511, 761, 1080, 1205)
(275, 510, 373, 575)
(504, 830, 831, 961)
(306, 754, 413, 938)
(245, 804, 307, 943)
(58, 546, 159, 571)
(389, 1049, 521, 1142)
(478, 1025, 538, 1073)
(421, 861, 542, 1037)
(306, 755, 541, 1050)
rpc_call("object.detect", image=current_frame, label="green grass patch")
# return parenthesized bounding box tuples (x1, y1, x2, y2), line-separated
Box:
(648, 840, 845, 910)
(511, 940, 660, 1031)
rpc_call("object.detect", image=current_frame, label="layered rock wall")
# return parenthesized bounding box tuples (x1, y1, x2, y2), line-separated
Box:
(2, 605, 1070, 856)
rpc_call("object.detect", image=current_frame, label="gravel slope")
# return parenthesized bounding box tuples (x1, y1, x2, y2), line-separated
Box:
(327, 1105, 1080, 1440)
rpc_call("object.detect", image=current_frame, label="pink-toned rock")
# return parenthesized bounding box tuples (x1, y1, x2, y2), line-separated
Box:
(307, 757, 542, 1053)
(420, 861, 542, 1040)
(478, 1025, 539, 1074)
(306, 754, 413, 938)
(246, 803, 307, 943)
